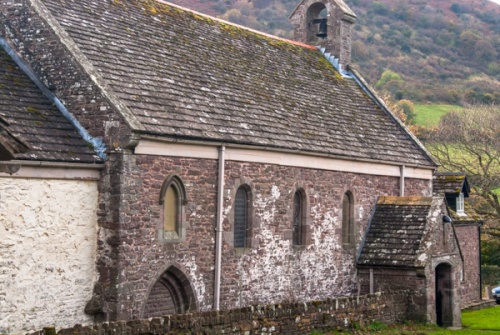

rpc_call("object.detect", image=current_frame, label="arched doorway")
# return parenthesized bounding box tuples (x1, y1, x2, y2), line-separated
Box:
(435, 263, 453, 327)
(143, 266, 196, 318)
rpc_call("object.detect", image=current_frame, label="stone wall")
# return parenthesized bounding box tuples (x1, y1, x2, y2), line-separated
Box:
(32, 291, 411, 335)
(454, 224, 482, 307)
(103, 153, 431, 320)
(358, 268, 427, 322)
(0, 177, 99, 334)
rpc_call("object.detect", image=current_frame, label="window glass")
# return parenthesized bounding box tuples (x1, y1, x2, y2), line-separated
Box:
(457, 192, 465, 215)
(234, 187, 248, 248)
(342, 192, 354, 245)
(293, 191, 303, 245)
(164, 185, 178, 232)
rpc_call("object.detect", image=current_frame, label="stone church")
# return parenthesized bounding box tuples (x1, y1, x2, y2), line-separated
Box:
(0, 0, 481, 333)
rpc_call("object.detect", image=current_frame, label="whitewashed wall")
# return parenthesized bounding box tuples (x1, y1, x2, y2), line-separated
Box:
(0, 178, 98, 334)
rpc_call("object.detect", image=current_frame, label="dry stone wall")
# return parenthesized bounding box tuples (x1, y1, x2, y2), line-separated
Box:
(0, 177, 99, 334)
(31, 291, 411, 335)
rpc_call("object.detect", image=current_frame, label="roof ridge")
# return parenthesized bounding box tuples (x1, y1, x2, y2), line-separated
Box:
(156, 0, 317, 50)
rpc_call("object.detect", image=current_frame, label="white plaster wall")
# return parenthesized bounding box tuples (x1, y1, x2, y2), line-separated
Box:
(0, 178, 98, 334)
(227, 184, 357, 307)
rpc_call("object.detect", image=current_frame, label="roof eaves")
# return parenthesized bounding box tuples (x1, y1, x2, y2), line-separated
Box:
(136, 132, 439, 170)
(377, 196, 433, 206)
(158, 0, 317, 51)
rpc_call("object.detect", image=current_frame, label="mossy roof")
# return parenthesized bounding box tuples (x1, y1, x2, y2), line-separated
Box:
(0, 48, 101, 163)
(40, 0, 434, 167)
(433, 172, 469, 196)
(358, 196, 432, 267)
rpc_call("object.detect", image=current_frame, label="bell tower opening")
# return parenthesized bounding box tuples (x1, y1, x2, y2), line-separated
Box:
(307, 4, 328, 42)
(290, 0, 357, 67)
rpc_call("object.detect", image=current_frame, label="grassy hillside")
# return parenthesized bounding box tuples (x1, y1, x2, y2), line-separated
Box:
(166, 0, 500, 105)
(413, 104, 461, 127)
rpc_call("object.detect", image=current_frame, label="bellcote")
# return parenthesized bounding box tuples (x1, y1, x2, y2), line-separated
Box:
(290, 0, 356, 67)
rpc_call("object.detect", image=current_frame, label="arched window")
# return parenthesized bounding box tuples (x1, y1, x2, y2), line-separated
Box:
(159, 174, 187, 241)
(293, 190, 305, 245)
(342, 191, 355, 245)
(164, 184, 178, 232)
(234, 186, 250, 248)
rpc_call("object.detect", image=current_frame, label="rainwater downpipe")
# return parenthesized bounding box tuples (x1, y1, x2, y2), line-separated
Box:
(214, 146, 225, 310)
(370, 268, 374, 294)
(400, 165, 406, 196)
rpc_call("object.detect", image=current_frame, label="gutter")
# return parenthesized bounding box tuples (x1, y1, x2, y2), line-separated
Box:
(0, 37, 107, 160)
(214, 146, 225, 310)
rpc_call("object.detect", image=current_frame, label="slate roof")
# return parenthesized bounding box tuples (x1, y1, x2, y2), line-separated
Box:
(38, 0, 435, 167)
(358, 196, 432, 268)
(433, 172, 469, 196)
(0, 47, 101, 163)
(0, 115, 29, 160)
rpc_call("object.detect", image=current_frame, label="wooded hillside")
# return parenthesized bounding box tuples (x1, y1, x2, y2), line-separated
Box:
(167, 0, 500, 105)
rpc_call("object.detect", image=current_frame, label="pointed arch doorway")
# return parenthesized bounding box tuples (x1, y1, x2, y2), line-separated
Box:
(143, 266, 196, 318)
(435, 263, 453, 327)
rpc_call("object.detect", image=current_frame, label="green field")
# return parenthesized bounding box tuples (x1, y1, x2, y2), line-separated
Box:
(313, 306, 500, 334)
(413, 104, 462, 127)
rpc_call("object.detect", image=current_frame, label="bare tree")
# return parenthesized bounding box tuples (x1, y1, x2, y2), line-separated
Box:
(426, 105, 500, 238)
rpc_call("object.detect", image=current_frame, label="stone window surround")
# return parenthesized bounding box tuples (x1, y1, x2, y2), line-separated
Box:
(288, 185, 311, 248)
(225, 179, 363, 251)
(158, 173, 188, 243)
(341, 190, 355, 248)
(225, 177, 259, 252)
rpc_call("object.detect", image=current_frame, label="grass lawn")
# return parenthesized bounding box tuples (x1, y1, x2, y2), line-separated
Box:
(314, 306, 500, 334)
(462, 306, 500, 331)
(413, 104, 462, 128)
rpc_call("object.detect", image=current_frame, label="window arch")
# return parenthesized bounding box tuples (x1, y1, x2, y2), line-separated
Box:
(143, 265, 196, 317)
(293, 189, 306, 246)
(234, 185, 251, 248)
(159, 174, 187, 241)
(342, 191, 355, 245)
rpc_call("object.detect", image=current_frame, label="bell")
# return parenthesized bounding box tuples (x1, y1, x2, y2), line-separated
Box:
(316, 19, 327, 38)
